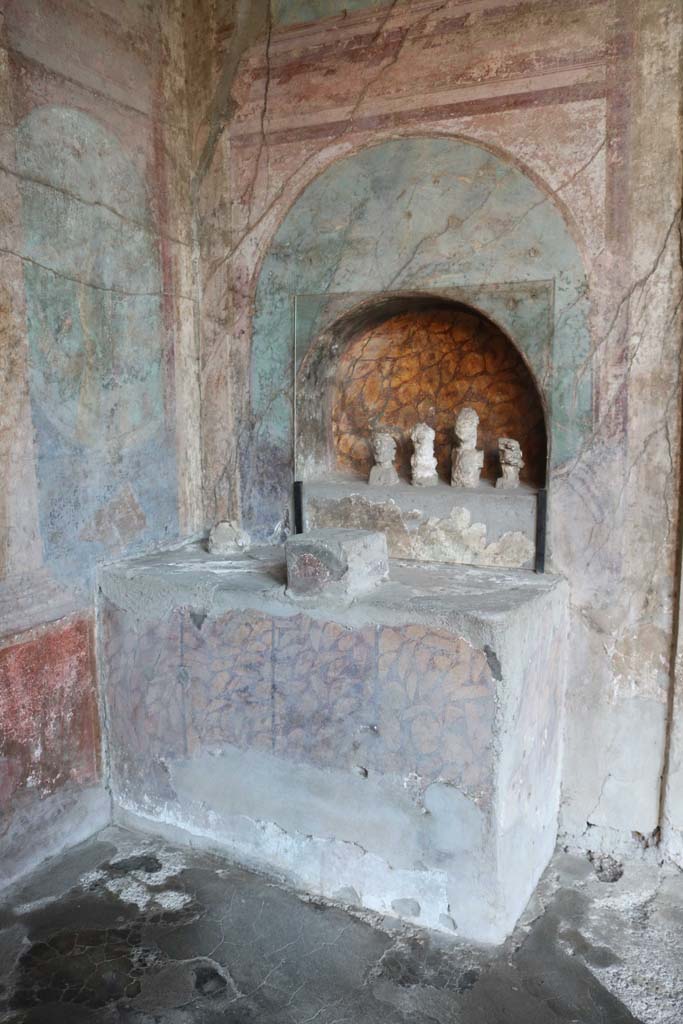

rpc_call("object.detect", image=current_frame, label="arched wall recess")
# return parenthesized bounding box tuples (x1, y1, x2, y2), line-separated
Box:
(247, 136, 590, 537)
(295, 295, 549, 488)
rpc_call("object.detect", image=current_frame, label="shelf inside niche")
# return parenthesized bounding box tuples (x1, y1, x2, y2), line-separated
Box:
(302, 476, 538, 570)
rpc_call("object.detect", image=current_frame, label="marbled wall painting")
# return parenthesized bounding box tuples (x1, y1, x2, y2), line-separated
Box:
(102, 600, 496, 811)
(247, 136, 590, 536)
(16, 107, 177, 591)
(272, 0, 388, 28)
(0, 617, 99, 816)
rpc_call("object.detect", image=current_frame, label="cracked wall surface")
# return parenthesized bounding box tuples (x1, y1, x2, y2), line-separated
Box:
(245, 134, 590, 536)
(1, 0, 682, 900)
(0, 0, 201, 883)
(188, 0, 683, 859)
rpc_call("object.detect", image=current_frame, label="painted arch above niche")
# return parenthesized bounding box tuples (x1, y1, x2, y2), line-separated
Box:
(248, 135, 591, 536)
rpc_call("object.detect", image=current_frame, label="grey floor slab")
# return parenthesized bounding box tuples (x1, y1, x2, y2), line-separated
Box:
(0, 826, 680, 1023)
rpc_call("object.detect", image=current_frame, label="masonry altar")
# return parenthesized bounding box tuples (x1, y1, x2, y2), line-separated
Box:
(99, 541, 567, 943)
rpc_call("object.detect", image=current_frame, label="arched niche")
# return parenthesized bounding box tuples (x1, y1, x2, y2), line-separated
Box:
(296, 293, 548, 488)
(248, 135, 590, 537)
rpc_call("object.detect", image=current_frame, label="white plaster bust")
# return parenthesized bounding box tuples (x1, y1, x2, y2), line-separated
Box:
(496, 437, 524, 489)
(451, 407, 484, 488)
(369, 432, 399, 486)
(410, 422, 438, 487)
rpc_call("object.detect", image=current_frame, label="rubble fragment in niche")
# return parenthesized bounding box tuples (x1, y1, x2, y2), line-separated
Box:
(451, 408, 483, 489)
(410, 423, 438, 487)
(496, 438, 524, 489)
(208, 520, 251, 554)
(368, 432, 399, 486)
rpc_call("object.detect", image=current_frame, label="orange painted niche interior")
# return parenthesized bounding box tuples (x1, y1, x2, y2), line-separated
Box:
(330, 307, 547, 486)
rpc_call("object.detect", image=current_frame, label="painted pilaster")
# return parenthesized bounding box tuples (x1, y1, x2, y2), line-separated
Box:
(0, 11, 42, 585)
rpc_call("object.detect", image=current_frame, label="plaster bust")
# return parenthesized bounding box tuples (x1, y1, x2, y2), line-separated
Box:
(410, 422, 438, 487)
(451, 407, 484, 488)
(368, 432, 399, 486)
(496, 437, 524, 489)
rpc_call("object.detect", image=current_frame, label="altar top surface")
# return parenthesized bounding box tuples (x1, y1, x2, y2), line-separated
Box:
(100, 542, 565, 636)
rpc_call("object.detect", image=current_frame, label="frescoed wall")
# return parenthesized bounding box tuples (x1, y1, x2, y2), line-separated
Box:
(0, 0, 199, 883)
(16, 106, 178, 589)
(0, 0, 682, 894)
(194, 0, 682, 860)
(246, 135, 589, 533)
(0, 617, 102, 886)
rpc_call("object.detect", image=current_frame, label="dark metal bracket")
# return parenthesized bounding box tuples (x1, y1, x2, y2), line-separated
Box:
(535, 488, 547, 573)
(293, 480, 304, 534)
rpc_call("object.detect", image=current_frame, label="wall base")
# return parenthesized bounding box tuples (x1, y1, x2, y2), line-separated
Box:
(1, 784, 110, 890)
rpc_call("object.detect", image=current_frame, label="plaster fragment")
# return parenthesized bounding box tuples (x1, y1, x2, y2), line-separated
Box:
(588, 852, 624, 883)
(391, 898, 421, 918)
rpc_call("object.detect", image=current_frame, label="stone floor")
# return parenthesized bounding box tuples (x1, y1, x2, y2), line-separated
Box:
(0, 827, 681, 1023)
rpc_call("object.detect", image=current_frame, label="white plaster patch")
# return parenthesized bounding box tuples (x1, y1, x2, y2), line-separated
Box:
(105, 876, 153, 910)
(102, 874, 191, 912)
(411, 508, 535, 568)
(13, 894, 58, 915)
(78, 845, 191, 911)
(573, 866, 683, 1024)
(80, 869, 106, 888)
(154, 889, 193, 911)
(307, 490, 536, 568)
(121, 848, 188, 887)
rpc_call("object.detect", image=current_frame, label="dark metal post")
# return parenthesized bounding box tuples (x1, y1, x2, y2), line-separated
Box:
(535, 488, 547, 573)
(293, 480, 304, 534)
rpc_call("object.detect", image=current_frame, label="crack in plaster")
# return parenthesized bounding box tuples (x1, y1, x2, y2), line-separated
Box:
(6, 45, 187, 131)
(241, 2, 273, 228)
(201, 0, 452, 294)
(0, 162, 190, 247)
(0, 244, 193, 301)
